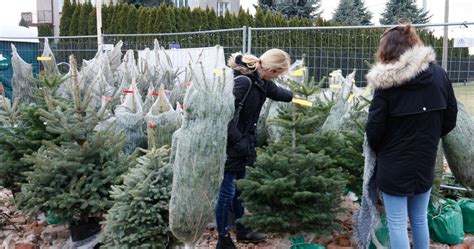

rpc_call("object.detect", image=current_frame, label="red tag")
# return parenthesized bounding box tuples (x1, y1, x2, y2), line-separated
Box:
(180, 104, 185, 110)
(123, 90, 134, 94)
(152, 92, 159, 97)
(149, 123, 155, 129)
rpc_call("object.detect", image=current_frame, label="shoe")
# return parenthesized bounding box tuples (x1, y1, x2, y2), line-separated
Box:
(236, 231, 267, 243)
(216, 234, 237, 249)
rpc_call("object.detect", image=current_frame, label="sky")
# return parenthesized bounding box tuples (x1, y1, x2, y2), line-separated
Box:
(0, 0, 473, 40)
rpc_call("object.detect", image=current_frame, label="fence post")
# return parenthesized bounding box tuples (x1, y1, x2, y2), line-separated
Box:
(242, 26, 247, 53)
(442, 0, 449, 71)
(247, 27, 252, 54)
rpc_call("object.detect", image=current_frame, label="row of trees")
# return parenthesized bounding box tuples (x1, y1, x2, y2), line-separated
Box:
(332, 0, 430, 25)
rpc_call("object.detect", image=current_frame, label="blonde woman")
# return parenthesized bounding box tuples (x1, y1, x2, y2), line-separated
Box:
(215, 49, 294, 249)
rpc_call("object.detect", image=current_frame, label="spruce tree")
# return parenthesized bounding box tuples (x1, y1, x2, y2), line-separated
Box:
(15, 56, 136, 224)
(60, 0, 73, 36)
(272, 0, 321, 18)
(102, 147, 175, 248)
(380, 0, 431, 25)
(333, 0, 372, 25)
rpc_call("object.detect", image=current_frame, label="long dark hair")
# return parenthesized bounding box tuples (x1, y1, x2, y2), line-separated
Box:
(376, 24, 423, 64)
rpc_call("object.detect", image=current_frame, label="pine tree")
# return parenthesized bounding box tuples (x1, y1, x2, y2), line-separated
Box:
(60, 0, 73, 36)
(333, 0, 372, 25)
(380, 0, 431, 25)
(102, 147, 175, 248)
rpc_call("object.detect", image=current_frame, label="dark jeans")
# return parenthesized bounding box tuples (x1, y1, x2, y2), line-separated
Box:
(215, 170, 246, 236)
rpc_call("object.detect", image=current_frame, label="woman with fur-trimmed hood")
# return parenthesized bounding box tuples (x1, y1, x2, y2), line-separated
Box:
(365, 24, 457, 248)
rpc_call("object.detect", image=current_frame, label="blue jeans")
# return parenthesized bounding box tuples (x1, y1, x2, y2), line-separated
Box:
(215, 170, 246, 236)
(382, 189, 431, 249)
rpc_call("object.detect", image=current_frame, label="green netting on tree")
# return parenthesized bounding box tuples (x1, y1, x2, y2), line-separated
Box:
(115, 83, 146, 154)
(442, 102, 474, 189)
(145, 85, 182, 149)
(102, 147, 175, 248)
(10, 44, 35, 104)
(169, 63, 234, 248)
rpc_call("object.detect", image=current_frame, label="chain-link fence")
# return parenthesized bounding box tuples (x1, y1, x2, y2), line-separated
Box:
(248, 23, 474, 85)
(1, 23, 474, 86)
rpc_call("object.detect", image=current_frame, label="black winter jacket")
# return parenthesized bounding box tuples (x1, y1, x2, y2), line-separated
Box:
(225, 71, 293, 171)
(365, 46, 458, 196)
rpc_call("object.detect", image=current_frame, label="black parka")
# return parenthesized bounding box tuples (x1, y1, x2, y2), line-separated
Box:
(366, 46, 458, 196)
(225, 71, 293, 171)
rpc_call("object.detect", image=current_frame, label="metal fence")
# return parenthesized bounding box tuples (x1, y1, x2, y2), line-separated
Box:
(1, 23, 474, 86)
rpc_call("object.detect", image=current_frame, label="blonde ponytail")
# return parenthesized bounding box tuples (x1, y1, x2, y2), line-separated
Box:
(227, 53, 260, 75)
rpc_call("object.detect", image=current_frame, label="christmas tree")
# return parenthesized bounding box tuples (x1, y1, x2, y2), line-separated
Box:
(102, 147, 175, 248)
(237, 65, 349, 237)
(16, 56, 136, 225)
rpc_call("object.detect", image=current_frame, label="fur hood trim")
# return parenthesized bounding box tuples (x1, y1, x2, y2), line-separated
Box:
(367, 46, 436, 90)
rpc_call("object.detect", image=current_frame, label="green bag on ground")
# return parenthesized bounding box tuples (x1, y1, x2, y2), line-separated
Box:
(428, 199, 464, 244)
(45, 210, 67, 225)
(289, 234, 325, 249)
(458, 199, 474, 234)
(369, 213, 390, 249)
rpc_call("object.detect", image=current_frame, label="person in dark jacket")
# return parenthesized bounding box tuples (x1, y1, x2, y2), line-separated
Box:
(365, 24, 458, 249)
(215, 49, 293, 249)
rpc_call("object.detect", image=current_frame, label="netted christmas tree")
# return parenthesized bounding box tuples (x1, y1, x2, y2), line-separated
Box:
(16, 55, 136, 226)
(102, 147, 176, 248)
(237, 67, 350, 239)
(169, 63, 234, 248)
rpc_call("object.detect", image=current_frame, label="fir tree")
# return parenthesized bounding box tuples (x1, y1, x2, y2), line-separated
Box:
(333, 0, 372, 25)
(380, 0, 431, 25)
(60, 0, 73, 36)
(237, 67, 347, 236)
(102, 147, 175, 248)
(0, 104, 60, 194)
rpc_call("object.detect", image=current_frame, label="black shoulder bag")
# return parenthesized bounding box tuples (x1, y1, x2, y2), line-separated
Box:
(231, 75, 253, 125)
